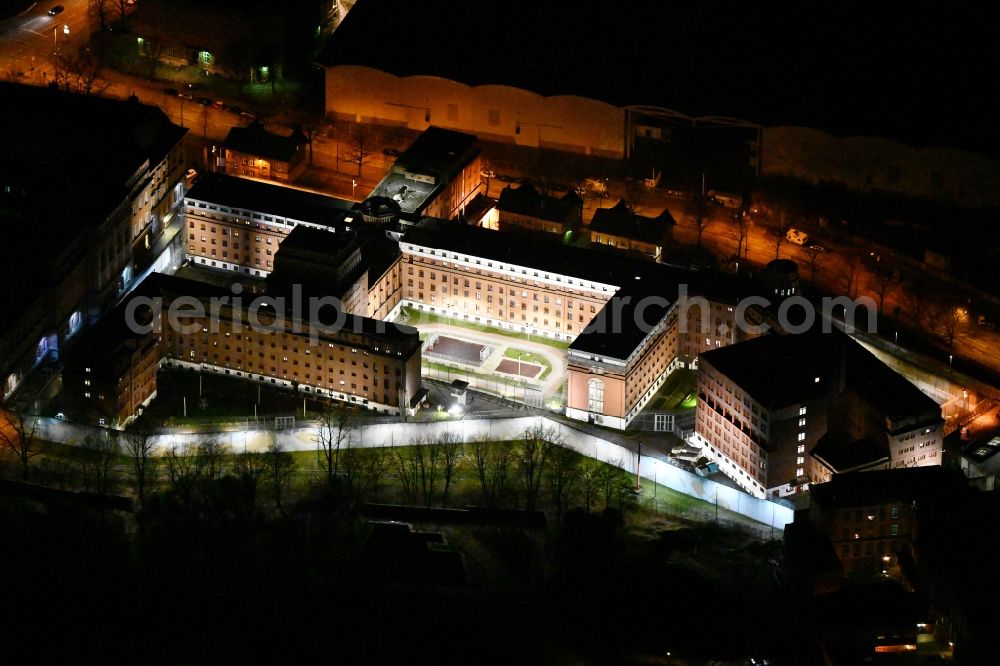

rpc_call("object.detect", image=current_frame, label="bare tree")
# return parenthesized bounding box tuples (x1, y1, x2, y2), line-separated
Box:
(195, 438, 228, 483)
(265, 441, 296, 510)
(353, 448, 389, 502)
(843, 252, 863, 298)
(579, 459, 602, 512)
(89, 0, 114, 32)
(871, 268, 894, 317)
(391, 443, 421, 505)
(123, 425, 157, 503)
(164, 443, 197, 503)
(937, 304, 964, 349)
(545, 446, 580, 519)
(687, 194, 711, 249)
(734, 210, 750, 263)
(806, 246, 824, 283)
(53, 48, 106, 95)
(438, 433, 463, 507)
(78, 432, 122, 495)
(771, 210, 795, 259)
(518, 424, 558, 510)
(598, 458, 626, 509)
(115, 0, 129, 30)
(469, 436, 514, 506)
(232, 447, 268, 501)
(344, 125, 372, 178)
(315, 408, 352, 485)
(0, 409, 41, 480)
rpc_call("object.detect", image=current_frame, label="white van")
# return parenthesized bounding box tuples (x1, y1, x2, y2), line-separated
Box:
(785, 228, 809, 246)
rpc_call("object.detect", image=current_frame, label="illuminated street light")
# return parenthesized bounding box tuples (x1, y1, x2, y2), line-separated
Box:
(63, 24, 70, 35)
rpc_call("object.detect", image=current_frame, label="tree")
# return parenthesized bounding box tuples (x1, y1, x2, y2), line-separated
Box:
(579, 460, 602, 512)
(89, 0, 114, 32)
(164, 444, 197, 505)
(391, 443, 421, 505)
(265, 441, 296, 510)
(469, 436, 514, 506)
(195, 438, 228, 482)
(114, 0, 129, 30)
(315, 408, 352, 485)
(687, 194, 711, 248)
(545, 446, 580, 520)
(518, 424, 558, 510)
(0, 408, 41, 480)
(734, 209, 751, 264)
(232, 447, 268, 505)
(843, 252, 863, 298)
(438, 433, 463, 507)
(78, 432, 122, 495)
(806, 245, 824, 283)
(871, 268, 894, 317)
(53, 47, 106, 96)
(353, 448, 389, 502)
(123, 425, 157, 503)
(771, 210, 795, 259)
(937, 304, 965, 349)
(344, 125, 372, 178)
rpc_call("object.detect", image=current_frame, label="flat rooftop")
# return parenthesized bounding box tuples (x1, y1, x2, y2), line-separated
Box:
(700, 331, 941, 418)
(186, 173, 357, 226)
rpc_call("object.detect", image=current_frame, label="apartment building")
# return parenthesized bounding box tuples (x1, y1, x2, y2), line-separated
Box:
(1, 84, 187, 403)
(588, 200, 675, 260)
(694, 332, 944, 499)
(496, 181, 582, 235)
(63, 273, 423, 426)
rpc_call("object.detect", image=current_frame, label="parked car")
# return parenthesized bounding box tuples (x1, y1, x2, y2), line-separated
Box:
(707, 190, 743, 208)
(211, 100, 225, 109)
(239, 111, 257, 121)
(785, 228, 809, 246)
(177, 91, 193, 100)
(807, 244, 827, 253)
(162, 87, 179, 97)
(48, 5, 64, 16)
(195, 97, 212, 106)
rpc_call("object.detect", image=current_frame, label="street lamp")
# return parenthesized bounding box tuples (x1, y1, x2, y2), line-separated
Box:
(352, 178, 357, 199)
(949, 354, 953, 371)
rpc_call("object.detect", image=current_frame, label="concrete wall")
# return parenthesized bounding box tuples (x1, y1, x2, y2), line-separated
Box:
(34, 414, 793, 528)
(763, 126, 1000, 208)
(325, 65, 626, 158)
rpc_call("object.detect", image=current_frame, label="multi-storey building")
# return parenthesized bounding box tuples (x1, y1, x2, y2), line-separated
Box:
(806, 467, 965, 578)
(496, 181, 582, 235)
(369, 127, 482, 220)
(183, 173, 403, 320)
(220, 122, 308, 183)
(63, 273, 423, 426)
(694, 332, 944, 498)
(183, 173, 358, 277)
(1, 83, 187, 403)
(588, 199, 675, 260)
(398, 218, 758, 429)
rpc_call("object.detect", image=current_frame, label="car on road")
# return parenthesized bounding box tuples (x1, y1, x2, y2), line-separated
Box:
(785, 228, 809, 246)
(708, 190, 743, 208)
(664, 188, 693, 200)
(177, 91, 193, 100)
(195, 97, 212, 106)
(163, 87, 179, 96)
(48, 5, 64, 16)
(807, 244, 827, 253)
(239, 111, 257, 121)
(211, 100, 225, 109)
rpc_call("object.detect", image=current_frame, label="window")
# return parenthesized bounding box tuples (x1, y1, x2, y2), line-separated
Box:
(799, 417, 806, 427)
(796, 468, 804, 477)
(797, 432, 806, 442)
(799, 406, 807, 416)
(587, 378, 604, 414)
(797, 444, 805, 454)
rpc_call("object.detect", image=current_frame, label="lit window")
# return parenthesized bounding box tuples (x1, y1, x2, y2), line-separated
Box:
(797, 445, 805, 454)
(588, 378, 605, 413)
(814, 377, 820, 383)
(799, 418, 806, 427)
(799, 406, 807, 415)
(797, 433, 806, 442)
(796, 468, 804, 477)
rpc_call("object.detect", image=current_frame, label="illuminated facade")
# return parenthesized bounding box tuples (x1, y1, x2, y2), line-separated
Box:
(693, 332, 944, 499)
(64, 274, 423, 427)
